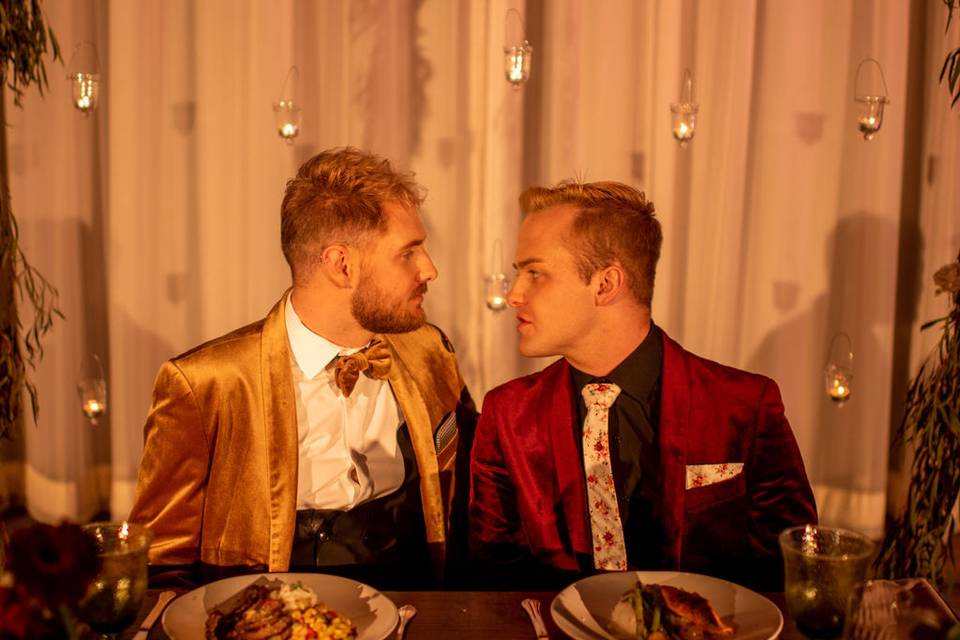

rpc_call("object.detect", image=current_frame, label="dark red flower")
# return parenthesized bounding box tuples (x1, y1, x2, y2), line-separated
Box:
(8, 522, 100, 606)
(0, 587, 63, 639)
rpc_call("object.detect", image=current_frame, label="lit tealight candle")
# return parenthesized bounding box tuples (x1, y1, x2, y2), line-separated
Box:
(828, 378, 851, 403)
(509, 58, 523, 83)
(72, 74, 98, 115)
(504, 43, 532, 86)
(83, 398, 105, 420)
(672, 121, 694, 143)
(486, 295, 507, 311)
(858, 115, 881, 140)
(279, 123, 299, 141)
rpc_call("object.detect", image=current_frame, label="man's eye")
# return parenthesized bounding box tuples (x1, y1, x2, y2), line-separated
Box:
(528, 270, 541, 280)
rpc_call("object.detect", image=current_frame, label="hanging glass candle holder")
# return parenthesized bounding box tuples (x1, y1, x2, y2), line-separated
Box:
(273, 66, 302, 144)
(485, 239, 510, 311)
(503, 8, 532, 87)
(77, 354, 108, 426)
(823, 333, 854, 406)
(670, 69, 698, 147)
(854, 58, 890, 141)
(66, 42, 102, 116)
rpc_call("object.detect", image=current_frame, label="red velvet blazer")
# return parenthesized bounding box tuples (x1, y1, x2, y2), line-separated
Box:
(469, 330, 817, 589)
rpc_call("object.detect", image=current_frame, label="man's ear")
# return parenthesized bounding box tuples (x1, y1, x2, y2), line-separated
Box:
(319, 244, 357, 288)
(594, 264, 628, 306)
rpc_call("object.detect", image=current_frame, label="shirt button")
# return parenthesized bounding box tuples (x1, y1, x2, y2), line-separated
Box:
(317, 531, 329, 543)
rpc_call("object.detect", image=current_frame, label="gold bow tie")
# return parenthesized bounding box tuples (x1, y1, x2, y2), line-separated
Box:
(333, 339, 392, 397)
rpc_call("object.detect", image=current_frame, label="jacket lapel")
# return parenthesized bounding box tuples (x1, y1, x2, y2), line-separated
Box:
(658, 330, 690, 568)
(382, 342, 446, 549)
(260, 292, 299, 570)
(541, 359, 592, 557)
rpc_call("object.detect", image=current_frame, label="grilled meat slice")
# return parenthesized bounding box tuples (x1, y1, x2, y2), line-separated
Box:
(655, 584, 734, 639)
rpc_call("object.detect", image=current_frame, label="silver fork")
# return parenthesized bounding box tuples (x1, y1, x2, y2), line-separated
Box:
(521, 598, 549, 639)
(396, 604, 418, 639)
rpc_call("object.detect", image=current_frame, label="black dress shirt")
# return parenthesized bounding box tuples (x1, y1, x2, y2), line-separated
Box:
(570, 323, 664, 569)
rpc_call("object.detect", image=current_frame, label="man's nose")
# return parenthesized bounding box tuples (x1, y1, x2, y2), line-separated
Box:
(418, 253, 438, 283)
(507, 279, 524, 307)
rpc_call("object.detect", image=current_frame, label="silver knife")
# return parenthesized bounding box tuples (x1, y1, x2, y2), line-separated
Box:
(133, 590, 176, 640)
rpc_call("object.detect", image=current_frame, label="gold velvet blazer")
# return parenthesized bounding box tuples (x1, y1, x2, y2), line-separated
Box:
(128, 293, 467, 572)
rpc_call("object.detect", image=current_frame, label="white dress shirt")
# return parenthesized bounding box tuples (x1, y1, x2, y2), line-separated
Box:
(285, 297, 405, 510)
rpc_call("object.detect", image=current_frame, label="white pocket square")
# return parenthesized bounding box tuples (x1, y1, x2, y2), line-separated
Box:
(686, 463, 744, 489)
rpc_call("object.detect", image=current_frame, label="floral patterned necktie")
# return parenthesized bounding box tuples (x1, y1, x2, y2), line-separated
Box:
(581, 382, 627, 571)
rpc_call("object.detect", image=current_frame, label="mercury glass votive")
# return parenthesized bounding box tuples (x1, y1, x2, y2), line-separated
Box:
(780, 525, 876, 639)
(856, 96, 887, 140)
(670, 103, 698, 146)
(485, 273, 510, 311)
(71, 73, 100, 115)
(504, 42, 532, 86)
(273, 100, 301, 143)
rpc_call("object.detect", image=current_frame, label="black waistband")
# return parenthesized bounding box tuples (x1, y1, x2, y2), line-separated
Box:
(289, 424, 432, 589)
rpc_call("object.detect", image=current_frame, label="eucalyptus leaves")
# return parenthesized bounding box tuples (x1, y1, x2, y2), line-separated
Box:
(0, 0, 61, 107)
(875, 252, 960, 585)
(942, 0, 960, 108)
(0, 0, 62, 439)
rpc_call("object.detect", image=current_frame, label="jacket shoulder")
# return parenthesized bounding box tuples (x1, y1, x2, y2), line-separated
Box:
(482, 358, 567, 408)
(672, 341, 777, 404)
(168, 318, 267, 377)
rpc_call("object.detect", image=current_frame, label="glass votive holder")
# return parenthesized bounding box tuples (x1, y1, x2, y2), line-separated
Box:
(779, 524, 876, 639)
(78, 522, 153, 635)
(485, 273, 510, 311)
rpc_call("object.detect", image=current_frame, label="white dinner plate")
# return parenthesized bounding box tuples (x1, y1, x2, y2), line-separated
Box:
(162, 572, 399, 640)
(550, 571, 783, 640)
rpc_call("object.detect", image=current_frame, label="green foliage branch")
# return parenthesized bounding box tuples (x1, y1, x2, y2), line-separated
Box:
(0, 0, 62, 440)
(0, 0, 60, 107)
(941, 0, 960, 108)
(875, 252, 960, 585)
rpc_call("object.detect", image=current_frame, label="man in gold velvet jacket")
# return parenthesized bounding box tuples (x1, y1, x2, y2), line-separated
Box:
(129, 148, 475, 588)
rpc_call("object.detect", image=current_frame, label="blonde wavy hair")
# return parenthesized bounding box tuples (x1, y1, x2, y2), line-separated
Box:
(281, 147, 425, 283)
(519, 180, 661, 306)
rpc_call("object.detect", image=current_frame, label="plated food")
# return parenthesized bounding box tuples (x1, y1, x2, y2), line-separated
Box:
(610, 581, 734, 640)
(550, 571, 782, 640)
(205, 577, 357, 639)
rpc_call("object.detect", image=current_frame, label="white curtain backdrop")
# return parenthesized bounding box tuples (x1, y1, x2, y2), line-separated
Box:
(2, 0, 958, 541)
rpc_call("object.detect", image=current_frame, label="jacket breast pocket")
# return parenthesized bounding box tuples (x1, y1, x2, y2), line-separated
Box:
(684, 472, 747, 513)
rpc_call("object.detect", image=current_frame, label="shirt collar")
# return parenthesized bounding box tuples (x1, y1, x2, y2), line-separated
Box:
(570, 322, 663, 403)
(285, 295, 363, 379)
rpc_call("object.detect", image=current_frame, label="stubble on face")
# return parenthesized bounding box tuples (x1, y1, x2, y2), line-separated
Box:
(350, 266, 428, 334)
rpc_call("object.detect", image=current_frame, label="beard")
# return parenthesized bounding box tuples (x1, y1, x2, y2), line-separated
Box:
(351, 271, 428, 334)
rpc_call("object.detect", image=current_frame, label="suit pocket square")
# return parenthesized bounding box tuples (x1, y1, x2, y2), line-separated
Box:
(434, 411, 458, 456)
(686, 463, 744, 489)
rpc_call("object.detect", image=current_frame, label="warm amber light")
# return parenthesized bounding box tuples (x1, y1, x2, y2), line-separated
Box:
(82, 398, 105, 420)
(828, 378, 851, 402)
(487, 295, 507, 311)
(504, 43, 532, 86)
(71, 73, 99, 115)
(485, 272, 510, 312)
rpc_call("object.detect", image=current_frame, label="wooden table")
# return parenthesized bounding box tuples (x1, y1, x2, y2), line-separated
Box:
(134, 589, 806, 639)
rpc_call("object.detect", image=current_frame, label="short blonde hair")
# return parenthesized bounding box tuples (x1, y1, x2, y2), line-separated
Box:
(520, 180, 661, 306)
(281, 147, 425, 283)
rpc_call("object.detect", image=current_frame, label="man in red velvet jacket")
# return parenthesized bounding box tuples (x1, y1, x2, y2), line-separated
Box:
(469, 180, 817, 591)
